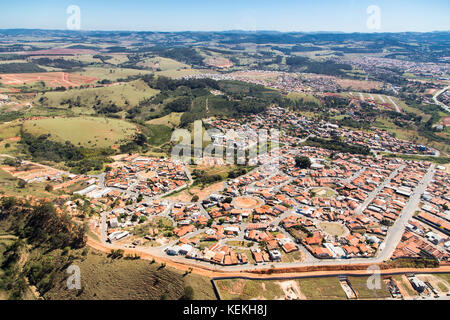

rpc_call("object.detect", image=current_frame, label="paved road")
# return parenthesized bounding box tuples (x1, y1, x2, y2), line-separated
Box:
(375, 164, 436, 261)
(95, 162, 437, 272)
(432, 85, 450, 113)
(354, 164, 405, 215)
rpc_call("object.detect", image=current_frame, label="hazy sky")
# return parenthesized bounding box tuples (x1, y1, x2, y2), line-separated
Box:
(0, 0, 449, 32)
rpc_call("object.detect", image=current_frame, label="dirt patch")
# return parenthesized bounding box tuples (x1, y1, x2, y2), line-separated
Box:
(0, 72, 97, 88)
(279, 280, 306, 300)
(318, 221, 349, 237)
(167, 181, 225, 202)
(417, 274, 450, 294)
(233, 196, 262, 209)
(441, 116, 450, 126)
(335, 79, 382, 91)
(199, 157, 225, 167)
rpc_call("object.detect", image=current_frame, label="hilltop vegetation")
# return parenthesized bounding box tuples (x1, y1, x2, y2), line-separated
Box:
(35, 80, 160, 115)
(0, 197, 215, 300)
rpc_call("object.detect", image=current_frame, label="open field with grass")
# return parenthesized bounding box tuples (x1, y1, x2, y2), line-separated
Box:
(43, 250, 216, 300)
(347, 276, 391, 299)
(73, 66, 152, 82)
(374, 117, 450, 155)
(215, 279, 284, 300)
(0, 167, 57, 198)
(22, 116, 137, 148)
(287, 92, 321, 105)
(311, 187, 336, 198)
(335, 79, 382, 91)
(147, 112, 183, 128)
(296, 277, 347, 300)
(35, 79, 160, 111)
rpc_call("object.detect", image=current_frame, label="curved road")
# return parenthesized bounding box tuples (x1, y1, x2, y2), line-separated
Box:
(433, 85, 450, 113)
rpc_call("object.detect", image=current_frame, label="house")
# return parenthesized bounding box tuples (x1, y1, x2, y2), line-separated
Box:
(312, 247, 332, 258)
(166, 246, 181, 256)
(179, 244, 193, 255)
(269, 250, 282, 261)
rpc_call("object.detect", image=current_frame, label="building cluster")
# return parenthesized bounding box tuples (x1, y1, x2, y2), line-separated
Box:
(393, 166, 450, 262)
(104, 154, 188, 198)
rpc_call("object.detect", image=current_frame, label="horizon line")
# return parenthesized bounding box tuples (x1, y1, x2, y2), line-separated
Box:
(1, 28, 450, 34)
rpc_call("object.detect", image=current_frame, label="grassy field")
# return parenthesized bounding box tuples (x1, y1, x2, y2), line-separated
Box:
(35, 79, 160, 112)
(43, 250, 216, 300)
(374, 117, 450, 155)
(145, 124, 173, 146)
(0, 167, 56, 198)
(287, 92, 321, 105)
(0, 121, 22, 154)
(215, 279, 284, 300)
(147, 112, 183, 128)
(311, 187, 336, 198)
(347, 276, 391, 299)
(296, 277, 347, 300)
(22, 116, 137, 148)
(72, 66, 152, 82)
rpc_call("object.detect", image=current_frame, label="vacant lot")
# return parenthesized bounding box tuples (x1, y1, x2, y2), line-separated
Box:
(348, 276, 391, 299)
(215, 279, 284, 300)
(296, 277, 347, 300)
(318, 222, 349, 237)
(311, 187, 336, 198)
(22, 116, 137, 148)
(335, 79, 382, 91)
(0, 72, 97, 88)
(0, 167, 57, 198)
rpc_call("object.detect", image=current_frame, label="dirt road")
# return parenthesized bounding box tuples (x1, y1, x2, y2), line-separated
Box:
(86, 237, 450, 280)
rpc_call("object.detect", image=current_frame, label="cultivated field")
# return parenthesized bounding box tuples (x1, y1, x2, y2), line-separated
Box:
(22, 116, 137, 148)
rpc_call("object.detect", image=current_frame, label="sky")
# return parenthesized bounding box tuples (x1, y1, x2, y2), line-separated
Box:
(0, 0, 449, 33)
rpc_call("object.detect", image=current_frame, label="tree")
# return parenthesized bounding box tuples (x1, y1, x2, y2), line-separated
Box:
(223, 197, 233, 204)
(295, 156, 312, 169)
(191, 195, 199, 202)
(17, 179, 27, 189)
(45, 184, 53, 192)
(181, 286, 194, 300)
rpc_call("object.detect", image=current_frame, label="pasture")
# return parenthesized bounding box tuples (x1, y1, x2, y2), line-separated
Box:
(22, 116, 137, 148)
(36, 79, 160, 110)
